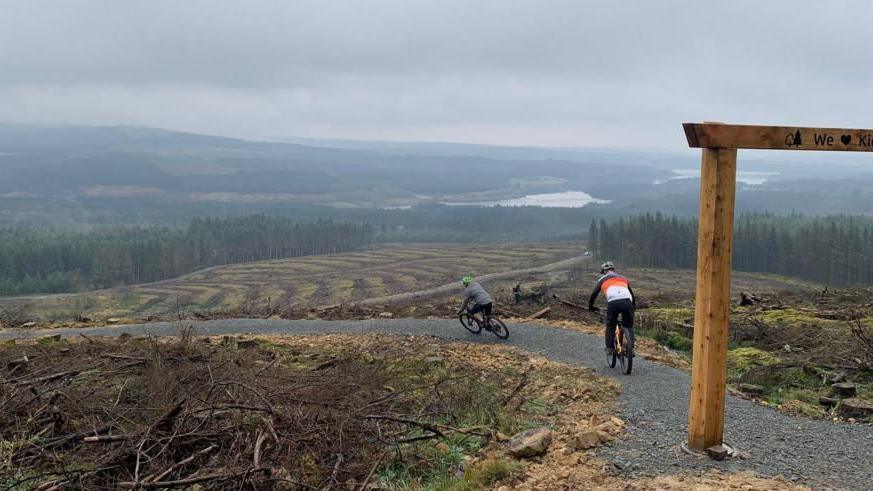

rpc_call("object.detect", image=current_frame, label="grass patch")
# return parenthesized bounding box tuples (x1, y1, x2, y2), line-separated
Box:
(666, 333, 693, 352)
(856, 381, 873, 400)
(36, 336, 67, 349)
(520, 397, 557, 418)
(380, 457, 520, 491)
(452, 458, 521, 491)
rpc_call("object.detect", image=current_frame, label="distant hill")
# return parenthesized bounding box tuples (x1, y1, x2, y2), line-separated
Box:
(5, 124, 873, 229)
(0, 124, 668, 207)
(281, 135, 873, 179)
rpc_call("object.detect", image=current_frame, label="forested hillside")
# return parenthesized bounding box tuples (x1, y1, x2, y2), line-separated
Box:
(0, 216, 374, 295)
(0, 124, 664, 210)
(590, 213, 873, 285)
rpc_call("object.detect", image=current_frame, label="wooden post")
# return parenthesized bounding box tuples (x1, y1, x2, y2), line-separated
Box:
(681, 122, 873, 453)
(688, 147, 737, 451)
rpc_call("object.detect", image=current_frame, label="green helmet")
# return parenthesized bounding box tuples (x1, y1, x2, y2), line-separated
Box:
(600, 261, 615, 273)
(461, 276, 473, 285)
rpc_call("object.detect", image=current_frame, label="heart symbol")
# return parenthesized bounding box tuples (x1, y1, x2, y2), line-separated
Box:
(841, 134, 852, 145)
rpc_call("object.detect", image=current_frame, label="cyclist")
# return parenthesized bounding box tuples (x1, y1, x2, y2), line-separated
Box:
(588, 261, 636, 357)
(458, 276, 494, 324)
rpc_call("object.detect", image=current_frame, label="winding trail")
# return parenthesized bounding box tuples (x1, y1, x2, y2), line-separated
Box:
(2, 319, 869, 489)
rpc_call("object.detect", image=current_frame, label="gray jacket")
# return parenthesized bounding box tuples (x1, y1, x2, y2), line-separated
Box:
(461, 281, 493, 309)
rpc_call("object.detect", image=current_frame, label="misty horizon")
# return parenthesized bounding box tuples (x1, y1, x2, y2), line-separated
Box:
(4, 2, 873, 150)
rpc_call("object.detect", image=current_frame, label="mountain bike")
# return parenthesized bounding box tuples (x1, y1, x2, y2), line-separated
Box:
(591, 307, 634, 375)
(458, 309, 509, 339)
(609, 323, 634, 375)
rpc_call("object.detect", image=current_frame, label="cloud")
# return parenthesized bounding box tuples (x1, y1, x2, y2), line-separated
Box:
(1, 1, 872, 148)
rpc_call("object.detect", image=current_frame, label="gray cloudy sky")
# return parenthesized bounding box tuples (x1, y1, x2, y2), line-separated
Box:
(2, 1, 872, 149)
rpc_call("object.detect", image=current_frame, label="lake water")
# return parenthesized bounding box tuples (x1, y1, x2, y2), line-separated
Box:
(656, 169, 779, 185)
(442, 191, 610, 208)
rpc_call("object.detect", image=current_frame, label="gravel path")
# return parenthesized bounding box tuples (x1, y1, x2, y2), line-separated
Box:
(2, 319, 869, 489)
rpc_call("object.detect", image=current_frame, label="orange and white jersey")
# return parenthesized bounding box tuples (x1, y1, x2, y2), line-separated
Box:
(594, 272, 634, 303)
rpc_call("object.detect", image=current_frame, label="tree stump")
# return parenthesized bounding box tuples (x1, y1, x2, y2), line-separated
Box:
(819, 396, 839, 408)
(739, 292, 760, 306)
(838, 398, 873, 419)
(831, 383, 857, 399)
(737, 383, 765, 396)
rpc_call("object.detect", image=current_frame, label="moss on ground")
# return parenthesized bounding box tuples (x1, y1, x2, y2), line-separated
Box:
(758, 309, 839, 327)
(727, 347, 781, 373)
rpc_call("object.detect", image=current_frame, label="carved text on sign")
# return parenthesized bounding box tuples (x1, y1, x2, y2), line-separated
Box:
(684, 123, 873, 152)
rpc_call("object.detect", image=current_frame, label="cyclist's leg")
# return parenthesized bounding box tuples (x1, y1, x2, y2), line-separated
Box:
(605, 301, 619, 351)
(483, 302, 493, 320)
(469, 303, 485, 322)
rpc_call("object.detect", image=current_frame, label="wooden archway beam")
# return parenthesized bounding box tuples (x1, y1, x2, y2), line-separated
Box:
(684, 123, 873, 152)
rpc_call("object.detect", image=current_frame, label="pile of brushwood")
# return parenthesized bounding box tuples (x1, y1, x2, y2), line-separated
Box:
(0, 330, 514, 490)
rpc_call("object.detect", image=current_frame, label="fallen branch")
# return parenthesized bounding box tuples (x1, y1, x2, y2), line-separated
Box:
(29, 425, 113, 452)
(103, 353, 151, 362)
(253, 431, 267, 468)
(6, 355, 32, 371)
(528, 307, 551, 319)
(190, 403, 273, 415)
(357, 451, 388, 491)
(552, 294, 588, 311)
(121, 467, 269, 488)
(211, 381, 274, 413)
(35, 480, 67, 491)
(323, 453, 343, 488)
(362, 414, 443, 437)
(82, 434, 126, 443)
(502, 367, 531, 407)
(154, 400, 185, 432)
(143, 444, 218, 486)
(496, 307, 525, 318)
(14, 369, 83, 387)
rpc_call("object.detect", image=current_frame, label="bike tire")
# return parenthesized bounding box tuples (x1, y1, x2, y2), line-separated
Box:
(620, 327, 634, 375)
(459, 313, 482, 334)
(608, 346, 617, 368)
(616, 329, 627, 373)
(489, 317, 509, 339)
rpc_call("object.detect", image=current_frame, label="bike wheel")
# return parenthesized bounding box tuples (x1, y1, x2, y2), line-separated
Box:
(608, 327, 619, 368)
(616, 329, 627, 373)
(620, 328, 634, 375)
(459, 313, 482, 334)
(489, 317, 509, 339)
